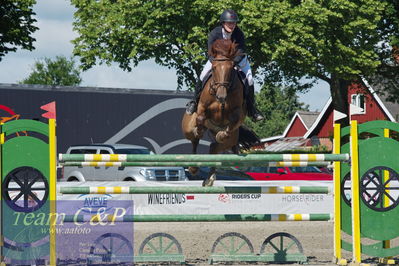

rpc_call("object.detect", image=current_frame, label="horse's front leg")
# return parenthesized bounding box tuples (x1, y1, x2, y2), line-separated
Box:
(190, 104, 207, 176)
(202, 142, 218, 187)
(193, 104, 206, 139)
(215, 107, 242, 143)
(215, 130, 229, 143)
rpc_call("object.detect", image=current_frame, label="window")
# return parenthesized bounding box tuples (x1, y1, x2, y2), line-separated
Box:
(100, 150, 110, 154)
(69, 149, 97, 154)
(245, 167, 281, 173)
(269, 167, 279, 173)
(115, 148, 151, 154)
(351, 94, 366, 114)
(248, 167, 268, 173)
(289, 166, 322, 173)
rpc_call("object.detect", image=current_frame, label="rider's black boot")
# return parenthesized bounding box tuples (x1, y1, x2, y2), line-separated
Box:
(186, 81, 203, 115)
(246, 85, 265, 122)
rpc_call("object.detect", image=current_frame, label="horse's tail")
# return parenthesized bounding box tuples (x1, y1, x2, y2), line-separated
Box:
(238, 125, 261, 150)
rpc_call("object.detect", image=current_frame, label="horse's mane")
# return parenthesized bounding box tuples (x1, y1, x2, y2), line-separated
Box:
(209, 39, 239, 59)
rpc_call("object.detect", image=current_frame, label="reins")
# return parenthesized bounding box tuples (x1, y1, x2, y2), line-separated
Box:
(209, 58, 236, 97)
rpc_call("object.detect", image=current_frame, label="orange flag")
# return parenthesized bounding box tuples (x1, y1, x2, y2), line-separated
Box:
(40, 101, 56, 119)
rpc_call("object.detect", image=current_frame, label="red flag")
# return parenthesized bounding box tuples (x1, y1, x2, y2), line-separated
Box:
(40, 101, 56, 119)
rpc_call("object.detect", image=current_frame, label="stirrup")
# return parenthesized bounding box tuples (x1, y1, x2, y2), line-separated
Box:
(252, 112, 265, 122)
(249, 108, 264, 122)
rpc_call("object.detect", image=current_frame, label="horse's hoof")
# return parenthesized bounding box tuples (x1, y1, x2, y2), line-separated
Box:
(208, 174, 216, 186)
(202, 174, 216, 187)
(202, 179, 213, 187)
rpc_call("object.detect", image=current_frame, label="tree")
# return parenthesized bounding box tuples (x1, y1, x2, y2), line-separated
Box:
(367, 0, 399, 102)
(71, 0, 248, 90)
(246, 84, 309, 138)
(71, 0, 398, 126)
(243, 0, 395, 126)
(20, 56, 82, 86)
(0, 0, 38, 60)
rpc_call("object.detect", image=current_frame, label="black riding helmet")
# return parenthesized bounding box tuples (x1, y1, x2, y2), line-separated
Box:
(220, 9, 239, 23)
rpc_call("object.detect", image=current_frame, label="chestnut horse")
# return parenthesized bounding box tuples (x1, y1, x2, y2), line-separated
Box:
(182, 39, 256, 186)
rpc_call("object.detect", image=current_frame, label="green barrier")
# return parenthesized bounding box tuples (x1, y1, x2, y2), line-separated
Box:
(0, 119, 56, 265)
(339, 120, 399, 261)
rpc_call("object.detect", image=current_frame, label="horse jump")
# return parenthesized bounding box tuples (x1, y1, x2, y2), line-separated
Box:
(3, 118, 399, 265)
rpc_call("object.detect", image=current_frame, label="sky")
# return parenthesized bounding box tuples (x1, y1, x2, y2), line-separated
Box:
(0, 0, 331, 111)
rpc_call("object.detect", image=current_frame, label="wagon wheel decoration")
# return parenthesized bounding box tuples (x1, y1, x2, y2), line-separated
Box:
(359, 166, 399, 211)
(211, 232, 254, 256)
(341, 172, 380, 208)
(259, 232, 305, 263)
(88, 233, 133, 264)
(2, 166, 49, 212)
(3, 228, 50, 261)
(341, 172, 352, 206)
(138, 232, 183, 257)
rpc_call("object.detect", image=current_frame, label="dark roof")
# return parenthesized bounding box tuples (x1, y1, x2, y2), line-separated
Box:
(264, 137, 309, 152)
(358, 79, 399, 121)
(370, 84, 399, 121)
(297, 111, 320, 129)
(0, 83, 193, 97)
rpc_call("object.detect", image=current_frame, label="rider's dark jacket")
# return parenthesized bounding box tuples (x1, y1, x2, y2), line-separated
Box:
(207, 25, 246, 63)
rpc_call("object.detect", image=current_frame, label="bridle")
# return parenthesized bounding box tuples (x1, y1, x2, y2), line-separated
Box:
(209, 58, 236, 96)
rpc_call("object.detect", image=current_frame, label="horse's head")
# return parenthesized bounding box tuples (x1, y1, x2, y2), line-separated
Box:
(211, 57, 235, 104)
(209, 39, 239, 104)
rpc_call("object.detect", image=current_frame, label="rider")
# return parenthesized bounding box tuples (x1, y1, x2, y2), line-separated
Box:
(186, 9, 264, 122)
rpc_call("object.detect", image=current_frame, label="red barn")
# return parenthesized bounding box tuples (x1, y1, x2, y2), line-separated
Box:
(261, 79, 399, 151)
(262, 111, 319, 151)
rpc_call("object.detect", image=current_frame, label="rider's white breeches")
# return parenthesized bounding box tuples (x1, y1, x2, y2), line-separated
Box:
(200, 56, 254, 86)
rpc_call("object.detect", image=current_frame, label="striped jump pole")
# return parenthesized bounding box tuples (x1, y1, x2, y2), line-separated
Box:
(273, 161, 329, 167)
(60, 161, 330, 167)
(59, 185, 331, 194)
(59, 153, 349, 163)
(61, 213, 333, 223)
